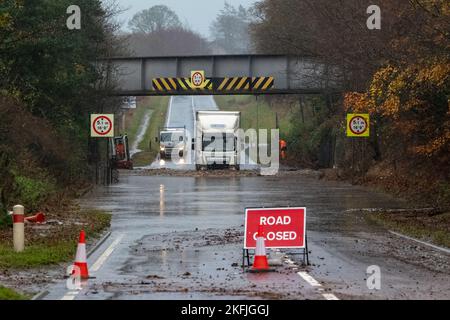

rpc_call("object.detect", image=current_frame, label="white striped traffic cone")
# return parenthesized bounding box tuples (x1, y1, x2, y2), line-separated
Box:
(252, 225, 270, 271)
(72, 230, 89, 279)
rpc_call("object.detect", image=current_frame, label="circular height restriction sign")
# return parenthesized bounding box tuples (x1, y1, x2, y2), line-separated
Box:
(191, 70, 205, 88)
(91, 114, 115, 138)
(347, 113, 370, 137)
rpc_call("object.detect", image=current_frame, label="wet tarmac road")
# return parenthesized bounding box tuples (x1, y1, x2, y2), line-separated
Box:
(43, 172, 450, 300)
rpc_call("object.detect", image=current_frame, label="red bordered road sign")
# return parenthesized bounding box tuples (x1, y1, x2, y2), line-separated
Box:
(91, 114, 114, 138)
(244, 207, 306, 249)
(191, 70, 205, 88)
(347, 113, 370, 137)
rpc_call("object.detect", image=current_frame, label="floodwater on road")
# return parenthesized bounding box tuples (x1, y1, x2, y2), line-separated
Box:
(43, 171, 450, 300)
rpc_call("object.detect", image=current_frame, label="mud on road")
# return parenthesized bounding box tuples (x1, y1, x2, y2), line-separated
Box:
(36, 169, 450, 300)
(91, 227, 314, 300)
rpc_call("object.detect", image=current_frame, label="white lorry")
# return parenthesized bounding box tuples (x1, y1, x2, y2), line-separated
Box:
(195, 111, 241, 170)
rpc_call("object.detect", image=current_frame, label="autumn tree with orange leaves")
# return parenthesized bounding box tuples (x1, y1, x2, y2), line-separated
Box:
(345, 1, 449, 163)
(252, 0, 450, 204)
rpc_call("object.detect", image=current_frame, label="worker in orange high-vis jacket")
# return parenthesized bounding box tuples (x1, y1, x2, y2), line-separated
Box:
(280, 139, 287, 160)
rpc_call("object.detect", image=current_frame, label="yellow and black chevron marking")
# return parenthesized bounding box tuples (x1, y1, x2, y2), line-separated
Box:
(152, 76, 274, 92)
(152, 78, 213, 91)
(214, 77, 274, 91)
(250, 76, 274, 91)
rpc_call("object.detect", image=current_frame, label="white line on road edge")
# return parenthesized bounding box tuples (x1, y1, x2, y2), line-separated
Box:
(61, 291, 80, 301)
(297, 271, 340, 300)
(91, 234, 124, 272)
(322, 293, 340, 300)
(389, 230, 450, 255)
(297, 271, 322, 287)
(285, 258, 296, 265)
(60, 234, 124, 300)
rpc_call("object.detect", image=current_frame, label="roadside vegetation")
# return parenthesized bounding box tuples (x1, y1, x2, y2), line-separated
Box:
(124, 103, 153, 148)
(0, 209, 111, 270)
(250, 0, 449, 206)
(0, 1, 119, 297)
(129, 97, 169, 166)
(215, 95, 291, 136)
(249, 0, 449, 246)
(0, 286, 27, 300)
(0, 1, 122, 219)
(366, 211, 450, 249)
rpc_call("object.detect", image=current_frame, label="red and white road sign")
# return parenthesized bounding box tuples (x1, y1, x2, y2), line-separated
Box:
(347, 113, 370, 137)
(91, 114, 114, 138)
(191, 70, 205, 88)
(244, 207, 306, 249)
(349, 116, 367, 135)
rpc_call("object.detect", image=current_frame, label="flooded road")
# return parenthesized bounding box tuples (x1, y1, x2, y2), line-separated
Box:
(43, 171, 450, 300)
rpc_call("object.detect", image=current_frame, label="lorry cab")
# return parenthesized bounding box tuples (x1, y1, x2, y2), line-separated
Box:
(159, 127, 187, 160)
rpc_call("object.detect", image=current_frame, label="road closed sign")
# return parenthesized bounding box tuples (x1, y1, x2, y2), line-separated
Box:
(347, 113, 370, 137)
(91, 114, 114, 138)
(244, 207, 306, 249)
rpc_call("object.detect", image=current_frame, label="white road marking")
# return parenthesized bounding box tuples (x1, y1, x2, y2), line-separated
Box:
(59, 234, 124, 300)
(285, 254, 340, 300)
(389, 230, 450, 254)
(297, 271, 322, 287)
(285, 258, 295, 265)
(91, 234, 124, 272)
(61, 291, 80, 301)
(297, 270, 340, 300)
(322, 293, 340, 300)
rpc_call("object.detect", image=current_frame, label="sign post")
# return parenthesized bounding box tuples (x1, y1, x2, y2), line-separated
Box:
(90, 114, 115, 186)
(244, 207, 308, 267)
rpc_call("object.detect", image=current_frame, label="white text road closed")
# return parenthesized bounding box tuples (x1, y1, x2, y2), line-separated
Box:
(244, 207, 306, 249)
(253, 231, 297, 241)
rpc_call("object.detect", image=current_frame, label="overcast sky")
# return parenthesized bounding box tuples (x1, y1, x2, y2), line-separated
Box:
(113, 0, 257, 38)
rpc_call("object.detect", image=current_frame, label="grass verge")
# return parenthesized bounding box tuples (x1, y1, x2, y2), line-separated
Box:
(132, 151, 155, 167)
(0, 286, 27, 300)
(0, 209, 111, 270)
(138, 96, 170, 152)
(215, 95, 293, 163)
(130, 96, 169, 167)
(366, 211, 450, 248)
(125, 103, 152, 147)
(215, 95, 292, 136)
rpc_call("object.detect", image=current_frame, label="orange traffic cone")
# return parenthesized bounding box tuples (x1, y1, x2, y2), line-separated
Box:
(252, 225, 270, 272)
(72, 230, 89, 279)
